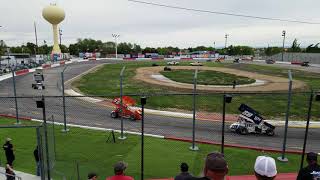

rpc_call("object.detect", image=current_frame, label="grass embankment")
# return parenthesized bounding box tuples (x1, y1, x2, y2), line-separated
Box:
(74, 61, 320, 120)
(0, 118, 301, 179)
(160, 70, 255, 85)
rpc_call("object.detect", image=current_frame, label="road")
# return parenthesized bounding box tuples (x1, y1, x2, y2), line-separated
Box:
(0, 60, 319, 152)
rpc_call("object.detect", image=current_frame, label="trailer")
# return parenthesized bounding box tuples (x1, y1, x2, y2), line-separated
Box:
(230, 104, 275, 136)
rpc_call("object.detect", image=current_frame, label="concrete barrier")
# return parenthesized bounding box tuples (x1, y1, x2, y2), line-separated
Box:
(42, 64, 51, 69)
(14, 69, 29, 76)
(180, 58, 193, 60)
(123, 58, 136, 61)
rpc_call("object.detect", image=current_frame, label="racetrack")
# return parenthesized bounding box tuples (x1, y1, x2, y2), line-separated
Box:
(0, 60, 319, 152)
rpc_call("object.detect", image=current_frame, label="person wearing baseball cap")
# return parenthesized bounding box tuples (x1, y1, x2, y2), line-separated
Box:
(191, 152, 229, 180)
(88, 172, 98, 180)
(297, 152, 320, 180)
(3, 138, 15, 166)
(106, 161, 134, 180)
(254, 156, 277, 180)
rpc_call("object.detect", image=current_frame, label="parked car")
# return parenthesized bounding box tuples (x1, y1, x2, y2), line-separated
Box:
(265, 59, 275, 64)
(167, 61, 179, 65)
(190, 61, 203, 66)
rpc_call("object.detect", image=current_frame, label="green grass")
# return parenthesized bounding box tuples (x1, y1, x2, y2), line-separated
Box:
(160, 70, 255, 85)
(0, 118, 301, 179)
(73, 61, 320, 120)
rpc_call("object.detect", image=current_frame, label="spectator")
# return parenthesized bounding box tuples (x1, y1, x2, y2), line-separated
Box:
(106, 161, 134, 180)
(33, 146, 40, 176)
(5, 164, 15, 180)
(175, 162, 193, 180)
(191, 152, 228, 180)
(297, 152, 320, 180)
(88, 172, 98, 180)
(3, 138, 15, 166)
(254, 156, 277, 180)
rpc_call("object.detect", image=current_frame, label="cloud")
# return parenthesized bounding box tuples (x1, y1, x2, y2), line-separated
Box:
(1, 0, 320, 47)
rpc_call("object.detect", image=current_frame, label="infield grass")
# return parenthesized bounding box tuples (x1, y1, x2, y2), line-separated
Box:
(0, 117, 302, 179)
(73, 61, 320, 120)
(160, 69, 255, 85)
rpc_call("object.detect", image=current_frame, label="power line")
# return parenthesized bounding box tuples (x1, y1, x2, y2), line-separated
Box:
(128, 0, 320, 25)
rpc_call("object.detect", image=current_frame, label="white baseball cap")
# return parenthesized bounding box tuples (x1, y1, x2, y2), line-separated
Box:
(254, 156, 277, 177)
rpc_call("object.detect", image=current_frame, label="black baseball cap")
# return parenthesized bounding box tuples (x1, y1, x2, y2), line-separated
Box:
(205, 152, 227, 171)
(307, 152, 318, 161)
(88, 172, 97, 179)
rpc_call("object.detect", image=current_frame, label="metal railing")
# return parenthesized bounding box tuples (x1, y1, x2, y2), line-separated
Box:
(0, 171, 23, 180)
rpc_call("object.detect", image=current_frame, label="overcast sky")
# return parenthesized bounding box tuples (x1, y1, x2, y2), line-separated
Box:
(1, 0, 320, 48)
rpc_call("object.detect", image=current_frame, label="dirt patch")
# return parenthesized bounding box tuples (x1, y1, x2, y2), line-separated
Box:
(134, 66, 306, 92)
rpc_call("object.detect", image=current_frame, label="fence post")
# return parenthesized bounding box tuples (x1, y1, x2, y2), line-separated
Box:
(300, 91, 314, 169)
(119, 66, 126, 140)
(278, 70, 292, 162)
(11, 70, 20, 124)
(221, 94, 232, 154)
(51, 115, 57, 159)
(190, 69, 199, 151)
(61, 67, 69, 132)
(76, 161, 80, 180)
(37, 96, 51, 180)
(36, 127, 45, 180)
(140, 97, 146, 180)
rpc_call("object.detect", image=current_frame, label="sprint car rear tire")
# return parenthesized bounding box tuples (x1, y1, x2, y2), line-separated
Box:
(110, 112, 118, 118)
(266, 130, 275, 136)
(239, 127, 248, 135)
(130, 115, 135, 121)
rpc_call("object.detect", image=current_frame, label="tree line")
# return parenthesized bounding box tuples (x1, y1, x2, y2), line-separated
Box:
(1, 38, 320, 57)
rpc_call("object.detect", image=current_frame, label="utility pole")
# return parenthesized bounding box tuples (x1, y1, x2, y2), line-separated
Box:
(34, 22, 38, 55)
(281, 30, 286, 62)
(112, 34, 120, 59)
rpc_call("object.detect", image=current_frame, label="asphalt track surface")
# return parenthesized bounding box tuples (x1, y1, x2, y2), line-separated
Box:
(0, 60, 319, 152)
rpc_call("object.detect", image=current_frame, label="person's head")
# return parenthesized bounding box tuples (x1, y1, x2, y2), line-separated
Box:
(6, 137, 12, 143)
(203, 152, 228, 180)
(114, 161, 127, 175)
(254, 156, 277, 180)
(88, 172, 98, 180)
(306, 152, 318, 166)
(180, 162, 189, 173)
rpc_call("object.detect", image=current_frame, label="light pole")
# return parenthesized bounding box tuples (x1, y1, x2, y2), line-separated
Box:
(281, 30, 286, 62)
(112, 34, 120, 59)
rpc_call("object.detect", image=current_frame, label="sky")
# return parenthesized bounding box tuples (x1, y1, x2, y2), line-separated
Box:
(0, 0, 320, 48)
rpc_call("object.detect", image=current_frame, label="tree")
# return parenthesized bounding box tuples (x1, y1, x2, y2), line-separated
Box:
(265, 47, 282, 56)
(117, 42, 133, 54)
(0, 40, 7, 56)
(289, 38, 301, 52)
(306, 43, 320, 53)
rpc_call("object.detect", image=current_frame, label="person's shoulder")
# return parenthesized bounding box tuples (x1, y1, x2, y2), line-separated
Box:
(188, 176, 208, 180)
(124, 175, 134, 180)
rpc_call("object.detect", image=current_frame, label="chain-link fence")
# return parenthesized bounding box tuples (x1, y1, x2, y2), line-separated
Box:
(0, 91, 319, 179)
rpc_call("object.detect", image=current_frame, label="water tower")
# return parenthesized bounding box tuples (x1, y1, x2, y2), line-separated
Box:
(42, 4, 65, 54)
